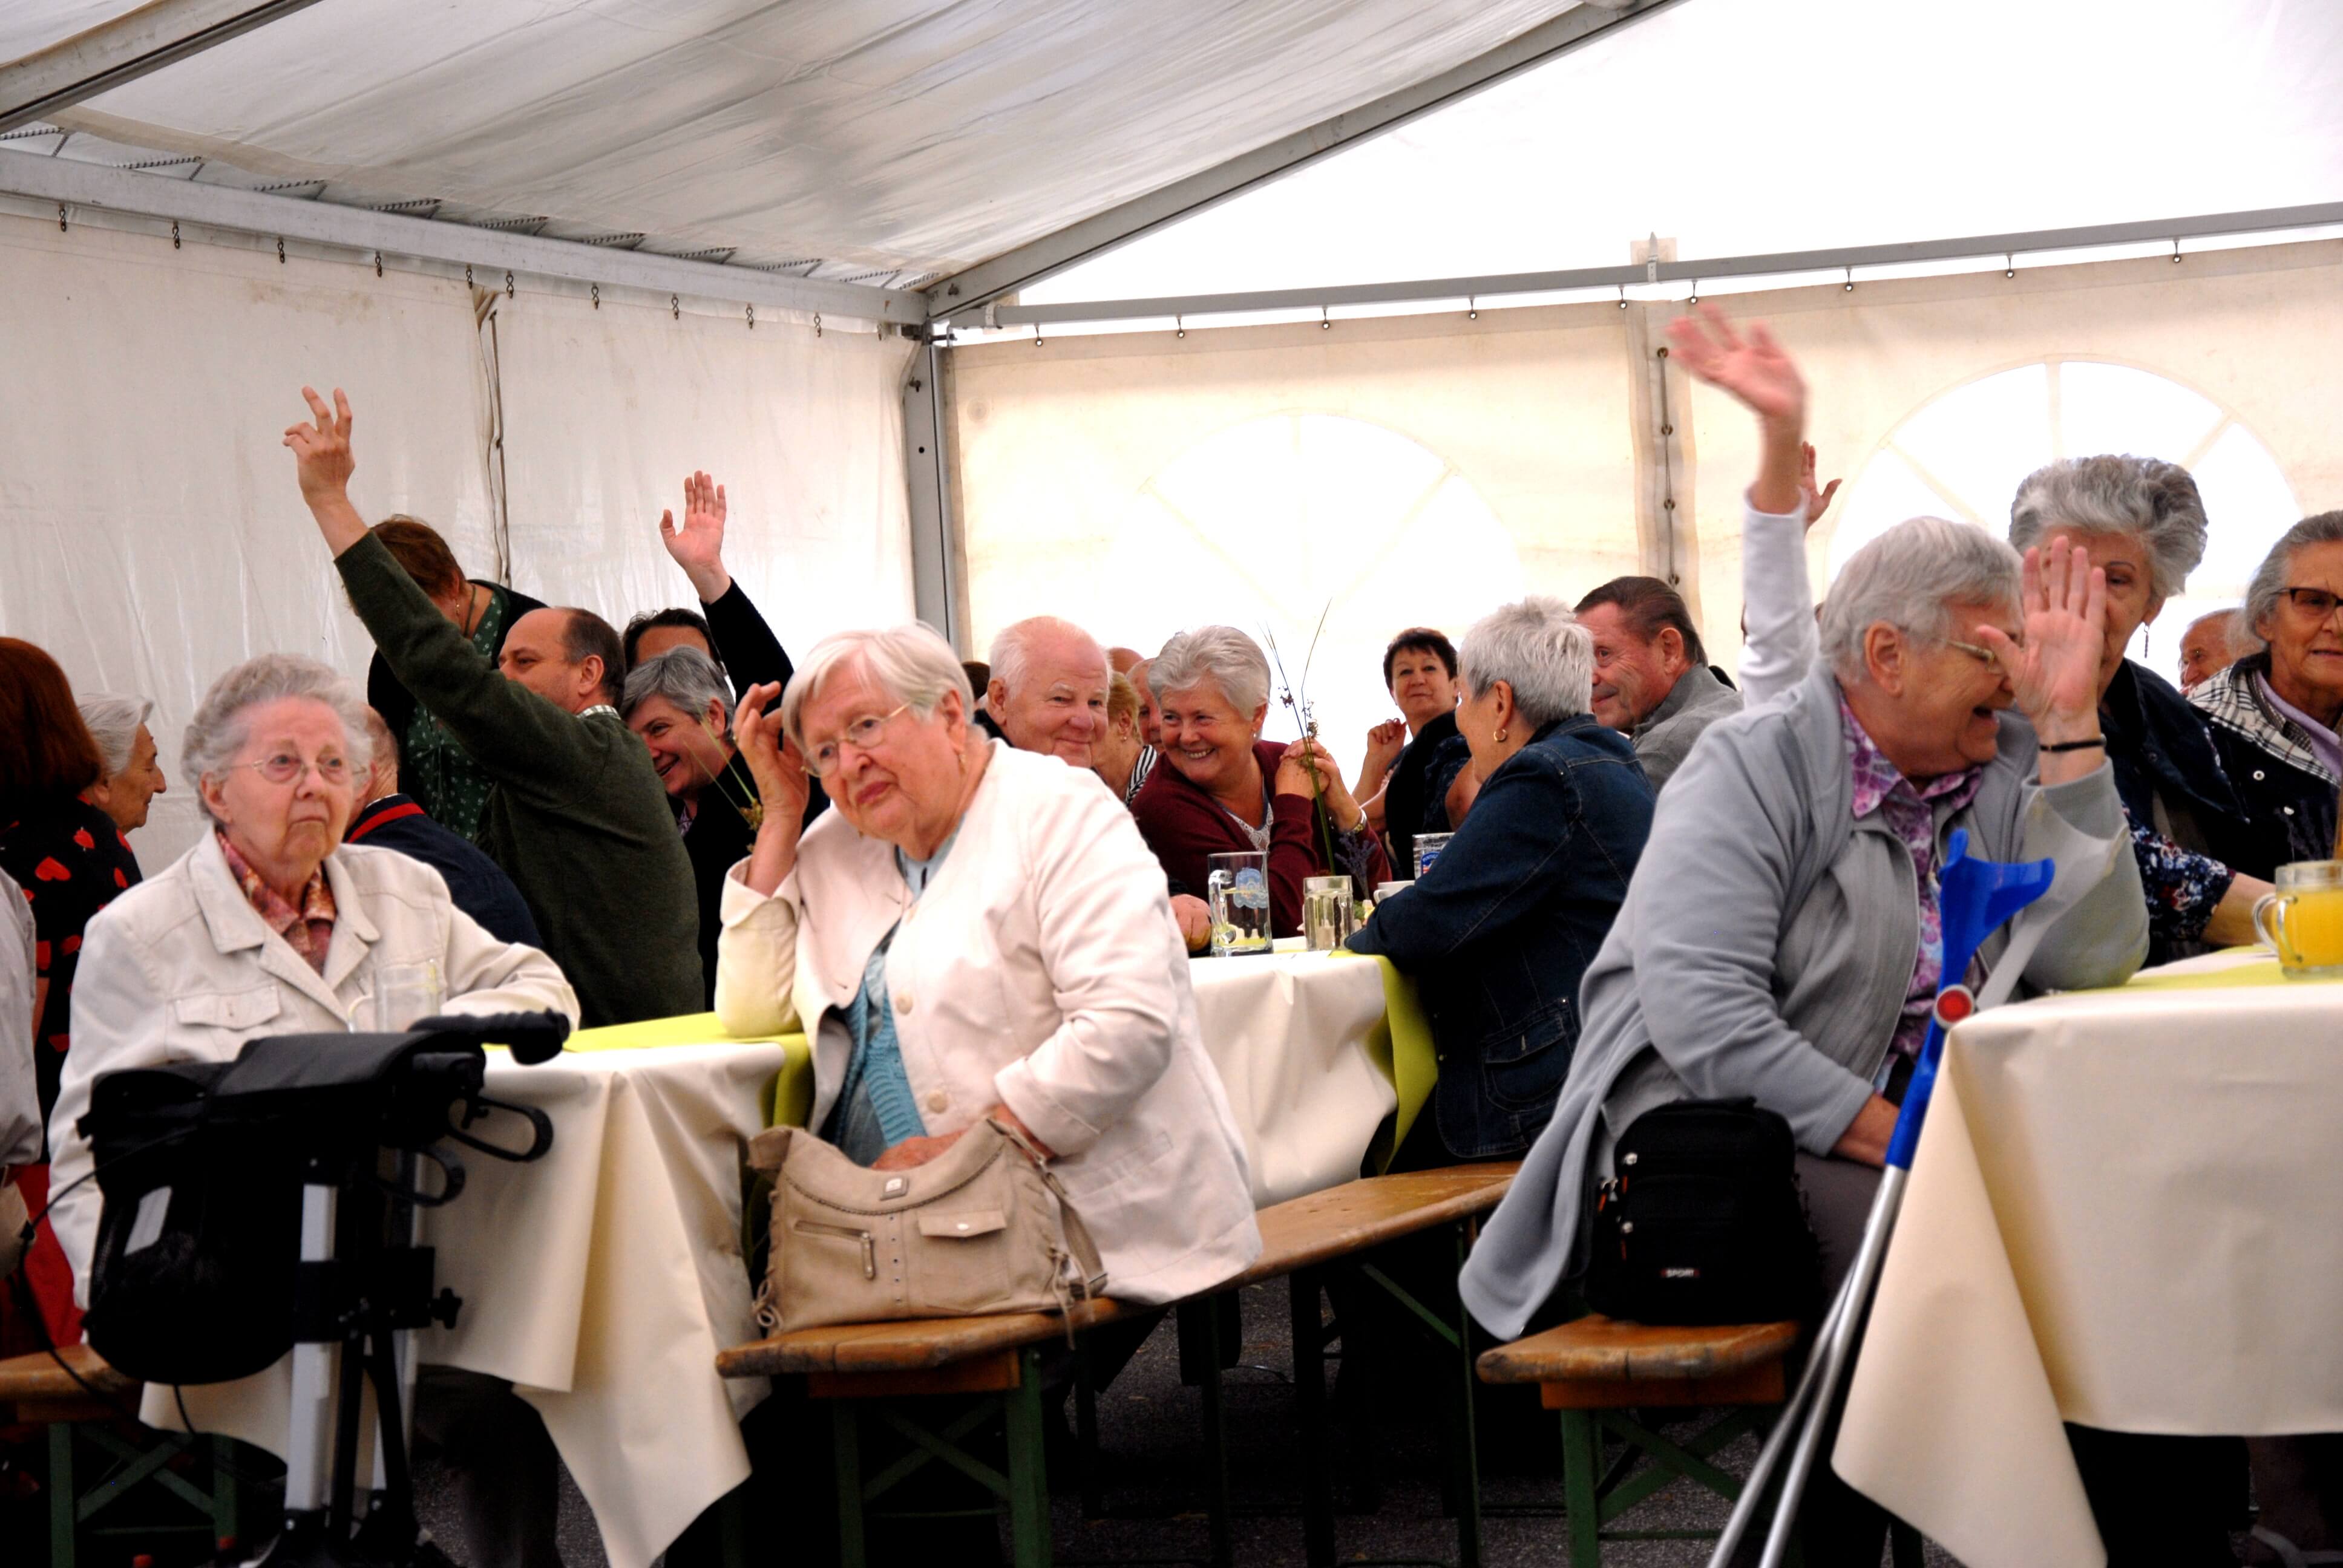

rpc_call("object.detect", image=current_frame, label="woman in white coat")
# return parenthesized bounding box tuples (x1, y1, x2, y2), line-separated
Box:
(716, 622, 1259, 1307)
(50, 653, 578, 1568)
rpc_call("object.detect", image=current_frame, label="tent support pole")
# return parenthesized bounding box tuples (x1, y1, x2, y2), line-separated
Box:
(1, 1, 333, 136)
(903, 337, 964, 650)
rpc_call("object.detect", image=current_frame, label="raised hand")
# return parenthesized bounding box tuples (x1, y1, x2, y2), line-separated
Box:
(1666, 304, 1807, 433)
(1276, 737, 1361, 824)
(1975, 535, 2108, 764)
(658, 470, 732, 601)
(1357, 717, 1407, 793)
(734, 681, 810, 895)
(1800, 442, 1842, 529)
(283, 386, 367, 552)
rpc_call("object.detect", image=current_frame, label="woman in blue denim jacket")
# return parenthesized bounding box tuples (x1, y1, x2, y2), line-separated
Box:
(1347, 596, 1655, 1162)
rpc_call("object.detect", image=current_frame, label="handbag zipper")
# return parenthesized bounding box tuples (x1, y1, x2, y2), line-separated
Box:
(794, 1219, 877, 1280)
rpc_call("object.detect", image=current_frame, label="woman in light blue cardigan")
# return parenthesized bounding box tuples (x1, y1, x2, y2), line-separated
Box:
(1463, 309, 2147, 1566)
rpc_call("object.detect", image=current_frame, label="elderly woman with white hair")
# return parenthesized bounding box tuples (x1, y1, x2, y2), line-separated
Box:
(48, 653, 578, 1567)
(76, 691, 168, 840)
(714, 622, 1258, 1305)
(1466, 321, 2144, 1566)
(2191, 511, 2343, 877)
(1132, 626, 1391, 938)
(1346, 598, 1653, 1164)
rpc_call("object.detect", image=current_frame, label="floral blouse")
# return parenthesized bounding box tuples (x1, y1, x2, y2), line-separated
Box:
(217, 832, 338, 972)
(0, 797, 142, 1126)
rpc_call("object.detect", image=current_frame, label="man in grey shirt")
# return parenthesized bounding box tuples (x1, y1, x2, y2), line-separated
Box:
(1575, 577, 1743, 789)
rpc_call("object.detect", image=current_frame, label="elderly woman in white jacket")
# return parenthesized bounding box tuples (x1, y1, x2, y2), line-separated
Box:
(716, 622, 1259, 1307)
(50, 653, 578, 1568)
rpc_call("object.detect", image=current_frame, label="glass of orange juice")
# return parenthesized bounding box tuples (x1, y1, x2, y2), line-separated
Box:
(2252, 861, 2343, 979)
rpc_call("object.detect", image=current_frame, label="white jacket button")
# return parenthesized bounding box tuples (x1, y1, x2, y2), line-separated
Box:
(894, 992, 914, 1014)
(926, 1090, 948, 1113)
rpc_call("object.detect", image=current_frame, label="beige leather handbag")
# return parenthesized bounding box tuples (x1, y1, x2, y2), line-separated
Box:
(749, 1118, 1106, 1333)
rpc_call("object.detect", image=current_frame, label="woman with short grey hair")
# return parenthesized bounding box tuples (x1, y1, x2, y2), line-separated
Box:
(1131, 626, 1389, 937)
(2191, 510, 2343, 875)
(2005, 455, 2274, 959)
(624, 644, 768, 1003)
(77, 691, 168, 836)
(1470, 310, 2147, 1567)
(1348, 597, 1653, 1162)
(715, 621, 1259, 1303)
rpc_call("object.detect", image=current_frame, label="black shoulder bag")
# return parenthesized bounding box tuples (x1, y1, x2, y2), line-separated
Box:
(1583, 1097, 1820, 1326)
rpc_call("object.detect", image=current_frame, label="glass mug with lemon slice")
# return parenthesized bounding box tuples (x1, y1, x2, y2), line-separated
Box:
(2252, 861, 2343, 979)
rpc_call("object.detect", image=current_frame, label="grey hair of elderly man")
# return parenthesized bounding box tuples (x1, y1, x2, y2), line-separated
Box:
(1147, 625, 1270, 716)
(621, 645, 733, 731)
(78, 693, 154, 776)
(1458, 595, 1594, 730)
(985, 615, 1112, 766)
(2010, 454, 2208, 601)
(1817, 515, 2023, 679)
(181, 655, 374, 825)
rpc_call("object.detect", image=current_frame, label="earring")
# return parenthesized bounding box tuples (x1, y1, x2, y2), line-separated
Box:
(1495, 727, 1509, 743)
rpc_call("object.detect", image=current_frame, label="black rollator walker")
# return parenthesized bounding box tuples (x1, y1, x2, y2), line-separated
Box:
(74, 1011, 569, 1567)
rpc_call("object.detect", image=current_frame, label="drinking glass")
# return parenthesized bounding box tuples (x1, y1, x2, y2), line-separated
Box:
(2253, 860, 2343, 979)
(1302, 875, 1355, 951)
(1206, 851, 1271, 957)
(1412, 832, 1455, 880)
(372, 961, 444, 1031)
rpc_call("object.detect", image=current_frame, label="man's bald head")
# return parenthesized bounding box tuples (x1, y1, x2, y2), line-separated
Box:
(499, 606, 623, 714)
(988, 616, 1112, 767)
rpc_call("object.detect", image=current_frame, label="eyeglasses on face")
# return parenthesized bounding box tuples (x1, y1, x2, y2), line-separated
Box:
(805, 704, 910, 777)
(1941, 633, 2024, 670)
(237, 752, 353, 786)
(2279, 586, 2343, 620)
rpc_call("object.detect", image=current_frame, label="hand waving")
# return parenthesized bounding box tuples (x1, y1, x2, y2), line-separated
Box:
(1666, 304, 1807, 434)
(1800, 443, 1842, 529)
(1975, 535, 2108, 743)
(659, 471, 732, 599)
(284, 387, 356, 505)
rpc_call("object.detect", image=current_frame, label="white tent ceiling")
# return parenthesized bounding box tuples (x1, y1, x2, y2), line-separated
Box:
(0, 0, 1602, 289)
(1029, 0, 2343, 305)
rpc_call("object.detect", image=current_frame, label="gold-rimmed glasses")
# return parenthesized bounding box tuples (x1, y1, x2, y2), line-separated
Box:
(805, 704, 910, 778)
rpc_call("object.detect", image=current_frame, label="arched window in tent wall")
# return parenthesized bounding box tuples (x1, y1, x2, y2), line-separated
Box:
(1821, 359, 2301, 686)
(1107, 413, 1521, 773)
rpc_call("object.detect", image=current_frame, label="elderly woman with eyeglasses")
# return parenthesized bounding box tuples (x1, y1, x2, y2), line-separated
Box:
(714, 624, 1258, 1305)
(2191, 514, 2343, 876)
(1467, 314, 2145, 1567)
(45, 654, 577, 1567)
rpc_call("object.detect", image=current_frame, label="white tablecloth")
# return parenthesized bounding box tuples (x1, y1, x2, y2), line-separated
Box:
(1186, 946, 1394, 1206)
(1836, 949, 2343, 1568)
(146, 1042, 784, 1568)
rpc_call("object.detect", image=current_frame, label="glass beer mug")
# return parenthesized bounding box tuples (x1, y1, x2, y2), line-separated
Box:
(1206, 851, 1272, 956)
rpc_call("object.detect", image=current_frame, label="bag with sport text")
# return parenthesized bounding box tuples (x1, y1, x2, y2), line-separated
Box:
(1583, 1097, 1820, 1326)
(748, 1118, 1105, 1333)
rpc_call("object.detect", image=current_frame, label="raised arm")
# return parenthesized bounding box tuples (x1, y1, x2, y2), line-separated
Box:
(659, 472, 799, 696)
(287, 388, 593, 793)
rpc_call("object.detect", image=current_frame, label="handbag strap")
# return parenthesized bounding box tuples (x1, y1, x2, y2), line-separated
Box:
(990, 1119, 1107, 1296)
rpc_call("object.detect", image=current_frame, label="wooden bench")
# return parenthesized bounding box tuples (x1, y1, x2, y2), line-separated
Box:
(1478, 1314, 1798, 1567)
(717, 1163, 1517, 1568)
(0, 1345, 246, 1567)
(1478, 1313, 1922, 1567)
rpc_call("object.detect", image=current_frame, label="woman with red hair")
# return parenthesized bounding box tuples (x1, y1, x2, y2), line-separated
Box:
(0, 637, 141, 1351)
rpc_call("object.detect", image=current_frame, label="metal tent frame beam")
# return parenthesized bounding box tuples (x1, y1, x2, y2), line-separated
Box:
(0, 151, 926, 323)
(924, 0, 1681, 323)
(0, 0, 332, 136)
(981, 200, 2343, 327)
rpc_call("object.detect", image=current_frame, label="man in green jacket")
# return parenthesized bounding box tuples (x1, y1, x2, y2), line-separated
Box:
(286, 387, 701, 1027)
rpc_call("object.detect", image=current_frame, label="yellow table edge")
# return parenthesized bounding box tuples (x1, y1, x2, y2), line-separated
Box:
(565, 1011, 813, 1128)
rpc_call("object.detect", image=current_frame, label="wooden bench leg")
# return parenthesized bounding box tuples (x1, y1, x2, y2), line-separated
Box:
(1002, 1346, 1052, 1568)
(1176, 1296, 1236, 1568)
(1073, 1336, 1103, 1518)
(1559, 1410, 1601, 1568)
(1354, 1219, 1484, 1568)
(48, 1421, 74, 1568)
(1289, 1266, 1337, 1568)
(213, 1433, 241, 1557)
(832, 1400, 867, 1568)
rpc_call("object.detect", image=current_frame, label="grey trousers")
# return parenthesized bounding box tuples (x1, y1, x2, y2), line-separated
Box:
(411, 1365, 564, 1568)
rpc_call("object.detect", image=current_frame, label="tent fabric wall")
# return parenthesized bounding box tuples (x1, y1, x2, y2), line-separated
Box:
(487, 285, 917, 675)
(948, 239, 2343, 781)
(0, 210, 495, 872)
(0, 215, 915, 874)
(946, 308, 1637, 771)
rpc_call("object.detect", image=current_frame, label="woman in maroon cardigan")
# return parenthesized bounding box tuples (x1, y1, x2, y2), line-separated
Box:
(1132, 626, 1388, 937)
